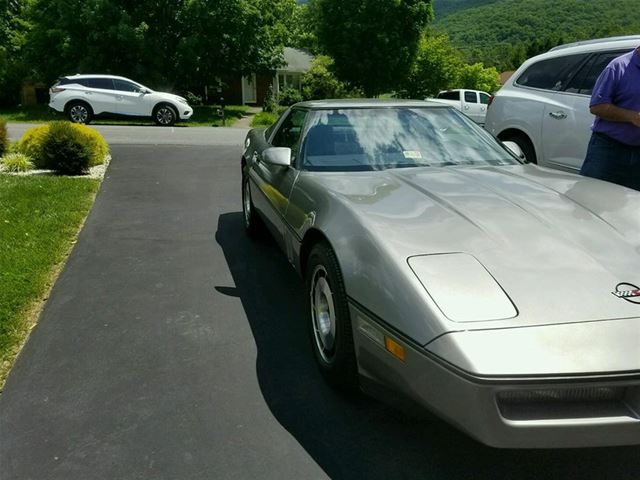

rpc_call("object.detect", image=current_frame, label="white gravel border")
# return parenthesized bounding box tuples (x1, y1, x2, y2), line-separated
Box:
(0, 154, 111, 179)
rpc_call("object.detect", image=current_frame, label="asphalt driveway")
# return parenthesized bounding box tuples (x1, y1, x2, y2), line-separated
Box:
(1, 133, 639, 479)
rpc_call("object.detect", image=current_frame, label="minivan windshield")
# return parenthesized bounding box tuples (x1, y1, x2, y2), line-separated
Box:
(301, 107, 519, 171)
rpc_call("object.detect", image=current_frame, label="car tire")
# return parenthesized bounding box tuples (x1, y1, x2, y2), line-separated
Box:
(66, 101, 93, 124)
(503, 132, 537, 164)
(306, 241, 359, 392)
(242, 176, 263, 237)
(153, 104, 177, 126)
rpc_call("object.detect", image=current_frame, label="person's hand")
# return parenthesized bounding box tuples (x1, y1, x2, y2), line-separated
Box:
(632, 112, 640, 128)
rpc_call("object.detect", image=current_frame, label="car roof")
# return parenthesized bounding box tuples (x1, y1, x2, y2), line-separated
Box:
(62, 74, 135, 82)
(292, 99, 448, 109)
(529, 35, 639, 62)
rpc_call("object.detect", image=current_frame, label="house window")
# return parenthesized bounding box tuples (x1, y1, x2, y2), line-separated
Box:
(277, 73, 302, 92)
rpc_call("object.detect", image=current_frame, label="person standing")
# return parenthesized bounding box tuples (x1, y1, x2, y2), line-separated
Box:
(580, 47, 640, 191)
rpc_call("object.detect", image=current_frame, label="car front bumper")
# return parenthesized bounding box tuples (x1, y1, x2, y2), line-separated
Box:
(350, 303, 640, 448)
(178, 106, 193, 120)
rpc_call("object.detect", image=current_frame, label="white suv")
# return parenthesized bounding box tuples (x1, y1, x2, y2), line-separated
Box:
(49, 74, 193, 126)
(485, 36, 640, 172)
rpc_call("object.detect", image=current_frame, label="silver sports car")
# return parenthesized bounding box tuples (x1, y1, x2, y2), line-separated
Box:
(240, 99, 640, 448)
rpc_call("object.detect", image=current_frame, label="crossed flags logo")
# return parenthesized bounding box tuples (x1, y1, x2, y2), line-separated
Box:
(612, 283, 640, 304)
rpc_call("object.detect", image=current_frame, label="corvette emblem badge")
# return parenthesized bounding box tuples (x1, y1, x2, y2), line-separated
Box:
(612, 283, 640, 304)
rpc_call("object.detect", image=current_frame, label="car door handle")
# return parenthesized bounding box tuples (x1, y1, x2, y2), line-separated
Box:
(84, 91, 92, 95)
(464, 105, 470, 110)
(116, 95, 123, 101)
(549, 111, 567, 120)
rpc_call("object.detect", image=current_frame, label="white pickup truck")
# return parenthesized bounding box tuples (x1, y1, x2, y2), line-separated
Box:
(429, 89, 493, 125)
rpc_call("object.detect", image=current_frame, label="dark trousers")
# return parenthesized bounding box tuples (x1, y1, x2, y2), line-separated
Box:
(580, 132, 640, 191)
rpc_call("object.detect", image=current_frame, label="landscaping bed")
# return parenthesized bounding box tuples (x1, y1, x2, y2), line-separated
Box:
(0, 174, 100, 387)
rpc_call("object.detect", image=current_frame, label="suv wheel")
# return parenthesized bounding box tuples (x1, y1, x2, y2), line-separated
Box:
(154, 104, 177, 126)
(66, 101, 93, 124)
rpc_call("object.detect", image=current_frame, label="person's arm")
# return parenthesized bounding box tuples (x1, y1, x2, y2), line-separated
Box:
(590, 103, 640, 127)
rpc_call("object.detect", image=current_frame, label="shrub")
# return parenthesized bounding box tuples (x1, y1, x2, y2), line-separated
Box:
(15, 125, 50, 168)
(251, 112, 278, 128)
(1, 153, 34, 172)
(16, 122, 108, 169)
(262, 84, 278, 113)
(184, 91, 203, 106)
(41, 122, 93, 175)
(278, 87, 304, 107)
(0, 118, 8, 158)
(71, 124, 109, 166)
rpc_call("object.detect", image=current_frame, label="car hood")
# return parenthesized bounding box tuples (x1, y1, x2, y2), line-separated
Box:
(155, 92, 188, 104)
(308, 164, 640, 328)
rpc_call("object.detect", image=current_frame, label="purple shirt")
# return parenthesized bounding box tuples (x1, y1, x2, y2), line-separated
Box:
(590, 48, 640, 146)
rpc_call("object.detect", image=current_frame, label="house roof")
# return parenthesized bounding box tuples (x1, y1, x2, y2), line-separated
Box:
(281, 48, 314, 73)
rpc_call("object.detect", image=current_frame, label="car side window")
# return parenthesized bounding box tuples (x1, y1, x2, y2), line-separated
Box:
(479, 93, 491, 104)
(464, 91, 478, 103)
(113, 79, 141, 92)
(564, 50, 631, 96)
(515, 54, 589, 91)
(271, 109, 307, 150)
(87, 78, 115, 90)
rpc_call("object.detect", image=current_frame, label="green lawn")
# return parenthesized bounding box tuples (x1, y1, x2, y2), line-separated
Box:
(0, 174, 100, 387)
(0, 104, 250, 127)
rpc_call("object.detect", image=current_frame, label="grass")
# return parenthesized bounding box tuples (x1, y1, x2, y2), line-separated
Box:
(0, 104, 251, 127)
(0, 174, 100, 387)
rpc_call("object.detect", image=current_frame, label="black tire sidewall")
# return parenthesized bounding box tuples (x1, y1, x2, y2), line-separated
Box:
(154, 104, 177, 126)
(305, 242, 358, 389)
(66, 102, 93, 124)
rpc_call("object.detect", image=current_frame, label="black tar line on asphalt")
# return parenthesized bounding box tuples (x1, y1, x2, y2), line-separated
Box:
(1, 144, 639, 480)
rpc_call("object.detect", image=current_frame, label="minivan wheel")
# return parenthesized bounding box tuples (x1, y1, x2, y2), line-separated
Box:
(503, 133, 537, 164)
(153, 105, 177, 126)
(66, 101, 93, 124)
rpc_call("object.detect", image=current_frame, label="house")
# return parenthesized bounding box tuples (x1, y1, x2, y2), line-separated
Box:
(221, 47, 314, 106)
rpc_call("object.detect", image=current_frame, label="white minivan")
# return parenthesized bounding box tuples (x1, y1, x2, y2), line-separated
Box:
(485, 35, 640, 172)
(49, 74, 193, 126)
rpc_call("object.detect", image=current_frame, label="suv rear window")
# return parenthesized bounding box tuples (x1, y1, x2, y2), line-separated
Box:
(515, 54, 589, 91)
(564, 49, 633, 95)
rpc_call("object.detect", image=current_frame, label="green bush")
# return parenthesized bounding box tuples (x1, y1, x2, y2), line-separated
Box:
(278, 88, 304, 107)
(184, 91, 203, 106)
(251, 111, 278, 128)
(1, 152, 34, 172)
(0, 118, 8, 158)
(41, 122, 93, 175)
(16, 122, 108, 169)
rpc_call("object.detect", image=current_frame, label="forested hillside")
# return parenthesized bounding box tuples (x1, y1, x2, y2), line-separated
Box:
(436, 0, 640, 69)
(432, 0, 497, 19)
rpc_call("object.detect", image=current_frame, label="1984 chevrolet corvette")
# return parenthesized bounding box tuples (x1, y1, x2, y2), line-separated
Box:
(240, 100, 640, 448)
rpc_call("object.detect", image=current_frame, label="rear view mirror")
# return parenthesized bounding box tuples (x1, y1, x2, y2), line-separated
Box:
(263, 147, 292, 167)
(502, 141, 526, 161)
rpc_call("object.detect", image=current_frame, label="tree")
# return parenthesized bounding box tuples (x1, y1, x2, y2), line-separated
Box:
(315, 0, 433, 96)
(399, 32, 500, 98)
(301, 55, 360, 100)
(174, 0, 293, 89)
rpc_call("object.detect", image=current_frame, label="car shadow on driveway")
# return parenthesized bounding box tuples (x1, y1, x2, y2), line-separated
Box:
(215, 212, 640, 480)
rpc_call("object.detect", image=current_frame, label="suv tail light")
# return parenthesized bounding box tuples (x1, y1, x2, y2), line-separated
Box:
(50, 87, 65, 94)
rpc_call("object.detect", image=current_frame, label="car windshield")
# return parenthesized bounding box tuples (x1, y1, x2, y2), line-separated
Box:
(301, 107, 519, 171)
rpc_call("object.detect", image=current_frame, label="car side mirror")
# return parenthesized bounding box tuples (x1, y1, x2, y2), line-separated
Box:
(502, 141, 526, 161)
(263, 147, 292, 167)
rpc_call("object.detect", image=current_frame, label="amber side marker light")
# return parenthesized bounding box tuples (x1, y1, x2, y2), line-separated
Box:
(384, 336, 406, 362)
